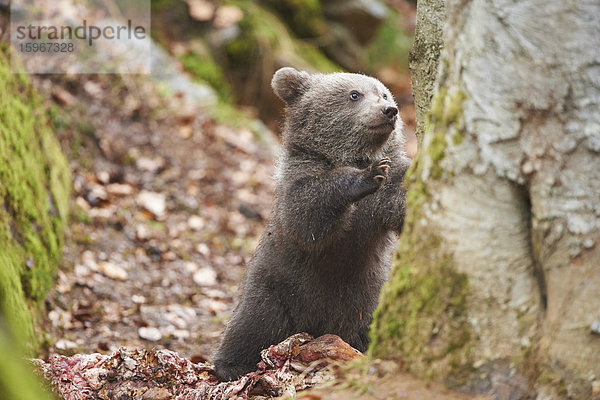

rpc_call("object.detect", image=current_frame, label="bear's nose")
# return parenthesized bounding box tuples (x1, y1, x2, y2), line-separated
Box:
(382, 105, 398, 120)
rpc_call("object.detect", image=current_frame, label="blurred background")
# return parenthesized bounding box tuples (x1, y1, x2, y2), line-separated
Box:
(151, 0, 418, 155)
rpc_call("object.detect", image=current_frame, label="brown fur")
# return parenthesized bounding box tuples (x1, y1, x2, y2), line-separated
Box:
(212, 68, 410, 380)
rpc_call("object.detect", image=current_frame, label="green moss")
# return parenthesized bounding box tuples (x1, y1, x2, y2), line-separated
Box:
(364, 11, 413, 72)
(259, 0, 326, 38)
(537, 372, 568, 396)
(206, 101, 254, 130)
(224, 0, 339, 72)
(369, 230, 470, 379)
(180, 52, 233, 101)
(295, 42, 340, 73)
(423, 86, 467, 179)
(150, 0, 175, 12)
(428, 133, 447, 179)
(224, 1, 278, 65)
(0, 330, 53, 400)
(0, 43, 70, 353)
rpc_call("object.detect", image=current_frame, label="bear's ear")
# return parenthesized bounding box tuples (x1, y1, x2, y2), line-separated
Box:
(271, 67, 312, 104)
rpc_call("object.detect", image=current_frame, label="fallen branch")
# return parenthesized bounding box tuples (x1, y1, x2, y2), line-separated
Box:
(33, 333, 362, 400)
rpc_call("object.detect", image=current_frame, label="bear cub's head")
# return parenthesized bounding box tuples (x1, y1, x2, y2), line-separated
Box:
(272, 67, 403, 164)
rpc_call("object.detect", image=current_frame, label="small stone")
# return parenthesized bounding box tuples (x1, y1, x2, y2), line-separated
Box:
(75, 196, 91, 210)
(213, 5, 243, 29)
(136, 157, 165, 173)
(188, 215, 205, 231)
(73, 264, 90, 278)
(132, 295, 146, 304)
(83, 81, 103, 98)
(52, 88, 76, 106)
(178, 125, 193, 139)
(591, 317, 600, 335)
(187, 0, 214, 21)
(138, 327, 162, 342)
(172, 329, 190, 340)
(193, 267, 217, 286)
(98, 261, 128, 281)
(85, 185, 107, 207)
(196, 243, 210, 256)
(106, 183, 134, 196)
(55, 339, 78, 350)
(136, 224, 150, 240)
(184, 261, 199, 273)
(97, 170, 110, 184)
(137, 191, 166, 217)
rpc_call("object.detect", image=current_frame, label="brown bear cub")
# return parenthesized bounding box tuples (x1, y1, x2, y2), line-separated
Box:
(213, 68, 410, 381)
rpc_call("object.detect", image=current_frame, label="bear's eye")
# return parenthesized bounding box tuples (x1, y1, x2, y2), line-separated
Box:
(350, 91, 361, 101)
(383, 93, 388, 100)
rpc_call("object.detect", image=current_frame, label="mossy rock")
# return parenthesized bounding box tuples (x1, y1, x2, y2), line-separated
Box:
(222, 0, 338, 73)
(259, 0, 326, 38)
(0, 42, 70, 353)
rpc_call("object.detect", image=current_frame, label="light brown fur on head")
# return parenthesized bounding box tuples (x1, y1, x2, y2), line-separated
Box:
(272, 67, 404, 165)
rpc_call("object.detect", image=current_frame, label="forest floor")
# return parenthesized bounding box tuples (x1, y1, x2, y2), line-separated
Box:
(34, 66, 477, 399)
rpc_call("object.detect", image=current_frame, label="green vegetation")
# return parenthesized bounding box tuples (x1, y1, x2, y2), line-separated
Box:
(0, 44, 69, 399)
(0, 330, 52, 400)
(180, 52, 233, 101)
(423, 86, 467, 179)
(223, 0, 338, 72)
(364, 12, 413, 72)
(260, 0, 326, 38)
(369, 231, 470, 379)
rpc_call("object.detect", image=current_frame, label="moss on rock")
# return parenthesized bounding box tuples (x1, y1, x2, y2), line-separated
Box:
(260, 0, 326, 39)
(180, 51, 232, 101)
(0, 43, 70, 353)
(223, 0, 338, 73)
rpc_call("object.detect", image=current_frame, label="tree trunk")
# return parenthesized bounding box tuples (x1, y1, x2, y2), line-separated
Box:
(370, 0, 600, 399)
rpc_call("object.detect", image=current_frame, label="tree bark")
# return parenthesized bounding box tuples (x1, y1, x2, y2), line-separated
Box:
(371, 0, 600, 398)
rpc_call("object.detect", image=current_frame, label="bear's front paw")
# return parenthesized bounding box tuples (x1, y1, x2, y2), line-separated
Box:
(369, 157, 391, 184)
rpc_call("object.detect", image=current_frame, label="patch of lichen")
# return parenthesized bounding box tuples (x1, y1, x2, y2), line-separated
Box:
(0, 43, 70, 353)
(259, 0, 326, 38)
(424, 86, 467, 179)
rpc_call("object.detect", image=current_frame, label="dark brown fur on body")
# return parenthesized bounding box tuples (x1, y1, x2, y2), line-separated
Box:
(212, 68, 410, 381)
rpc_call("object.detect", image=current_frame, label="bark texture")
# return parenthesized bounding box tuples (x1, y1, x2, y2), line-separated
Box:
(409, 0, 446, 140)
(371, 0, 600, 398)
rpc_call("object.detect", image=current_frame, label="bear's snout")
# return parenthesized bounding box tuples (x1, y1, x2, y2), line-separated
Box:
(382, 105, 398, 121)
